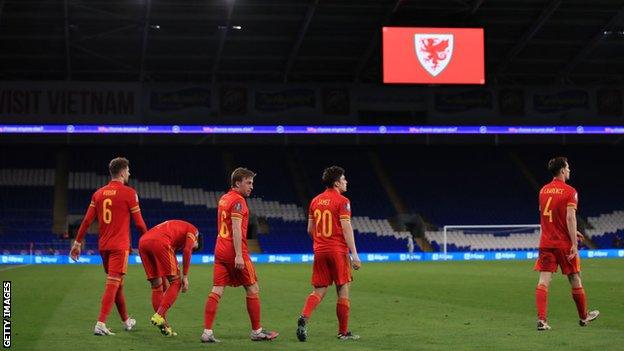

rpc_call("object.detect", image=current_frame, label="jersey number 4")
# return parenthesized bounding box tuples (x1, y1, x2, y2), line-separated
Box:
(543, 196, 553, 223)
(314, 209, 333, 237)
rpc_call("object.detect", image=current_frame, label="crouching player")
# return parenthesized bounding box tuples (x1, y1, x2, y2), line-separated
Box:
(138, 220, 201, 336)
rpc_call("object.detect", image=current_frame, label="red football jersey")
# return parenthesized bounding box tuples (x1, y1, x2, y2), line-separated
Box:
(142, 220, 198, 250)
(538, 178, 578, 249)
(308, 188, 351, 254)
(214, 189, 249, 261)
(76, 180, 147, 250)
(141, 219, 198, 275)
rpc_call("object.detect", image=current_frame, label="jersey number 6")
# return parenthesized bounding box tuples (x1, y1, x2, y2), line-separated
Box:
(103, 198, 112, 224)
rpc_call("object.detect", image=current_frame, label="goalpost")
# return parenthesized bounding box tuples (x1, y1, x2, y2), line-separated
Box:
(442, 224, 541, 258)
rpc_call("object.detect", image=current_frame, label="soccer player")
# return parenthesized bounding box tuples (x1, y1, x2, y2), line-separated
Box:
(201, 168, 279, 343)
(139, 220, 200, 337)
(534, 157, 599, 331)
(297, 166, 362, 342)
(70, 157, 148, 336)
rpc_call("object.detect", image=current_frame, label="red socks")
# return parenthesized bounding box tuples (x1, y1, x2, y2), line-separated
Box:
(157, 279, 181, 316)
(115, 280, 129, 322)
(151, 284, 164, 313)
(572, 287, 588, 320)
(536, 284, 589, 321)
(535, 284, 549, 321)
(301, 292, 349, 334)
(336, 298, 350, 334)
(98, 277, 121, 323)
(204, 292, 262, 331)
(246, 293, 262, 331)
(204, 292, 221, 329)
(301, 292, 322, 319)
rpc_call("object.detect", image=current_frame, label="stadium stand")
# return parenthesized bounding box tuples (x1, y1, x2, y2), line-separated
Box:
(586, 211, 624, 249)
(0, 169, 66, 254)
(381, 146, 537, 225)
(1, 147, 623, 254)
(425, 229, 540, 252)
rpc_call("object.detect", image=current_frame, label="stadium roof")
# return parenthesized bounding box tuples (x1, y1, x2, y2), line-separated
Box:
(0, 0, 623, 84)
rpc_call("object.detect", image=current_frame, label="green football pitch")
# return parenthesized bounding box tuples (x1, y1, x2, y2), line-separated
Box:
(3, 259, 623, 351)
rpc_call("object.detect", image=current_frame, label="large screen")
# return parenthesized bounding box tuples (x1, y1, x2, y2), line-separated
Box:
(383, 27, 485, 84)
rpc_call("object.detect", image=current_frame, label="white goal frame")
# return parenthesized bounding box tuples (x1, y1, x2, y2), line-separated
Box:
(442, 224, 541, 258)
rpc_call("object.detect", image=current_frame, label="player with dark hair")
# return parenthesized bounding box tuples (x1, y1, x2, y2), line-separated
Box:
(534, 157, 599, 330)
(297, 166, 361, 342)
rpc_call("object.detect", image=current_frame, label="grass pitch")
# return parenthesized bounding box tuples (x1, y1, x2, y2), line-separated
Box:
(3, 259, 623, 350)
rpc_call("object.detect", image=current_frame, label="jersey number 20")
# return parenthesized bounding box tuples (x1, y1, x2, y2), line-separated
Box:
(314, 209, 333, 237)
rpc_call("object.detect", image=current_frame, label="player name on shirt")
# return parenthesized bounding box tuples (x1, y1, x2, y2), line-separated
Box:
(541, 188, 564, 195)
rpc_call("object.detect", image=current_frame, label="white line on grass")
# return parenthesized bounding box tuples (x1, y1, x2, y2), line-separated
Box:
(0, 264, 32, 272)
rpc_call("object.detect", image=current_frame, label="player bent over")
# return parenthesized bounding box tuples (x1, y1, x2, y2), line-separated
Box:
(138, 220, 201, 336)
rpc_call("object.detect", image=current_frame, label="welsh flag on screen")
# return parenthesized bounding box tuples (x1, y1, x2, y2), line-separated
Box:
(383, 27, 485, 85)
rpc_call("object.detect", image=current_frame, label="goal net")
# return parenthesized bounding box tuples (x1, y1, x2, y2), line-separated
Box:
(429, 224, 541, 258)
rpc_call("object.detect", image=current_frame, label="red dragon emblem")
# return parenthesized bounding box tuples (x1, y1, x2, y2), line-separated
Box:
(414, 34, 454, 77)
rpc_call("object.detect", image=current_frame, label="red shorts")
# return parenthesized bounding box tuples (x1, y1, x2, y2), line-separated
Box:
(100, 249, 129, 276)
(534, 247, 581, 275)
(213, 256, 257, 287)
(311, 252, 352, 287)
(138, 240, 179, 280)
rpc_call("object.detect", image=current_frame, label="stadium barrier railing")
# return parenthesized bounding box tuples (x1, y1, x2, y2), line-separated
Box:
(1, 249, 623, 265)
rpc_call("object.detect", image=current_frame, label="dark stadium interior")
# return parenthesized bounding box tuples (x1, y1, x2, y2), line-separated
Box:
(1, 0, 623, 84)
(2, 3, 624, 348)
(2, 143, 623, 254)
(1, 1, 623, 255)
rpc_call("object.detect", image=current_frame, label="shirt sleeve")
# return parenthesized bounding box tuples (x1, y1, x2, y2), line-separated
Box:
(128, 189, 147, 234)
(230, 200, 245, 220)
(567, 190, 578, 209)
(339, 197, 351, 221)
(75, 194, 97, 243)
(182, 235, 196, 275)
(128, 189, 141, 214)
(132, 211, 148, 235)
(186, 224, 199, 244)
(181, 224, 199, 275)
(308, 202, 314, 221)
